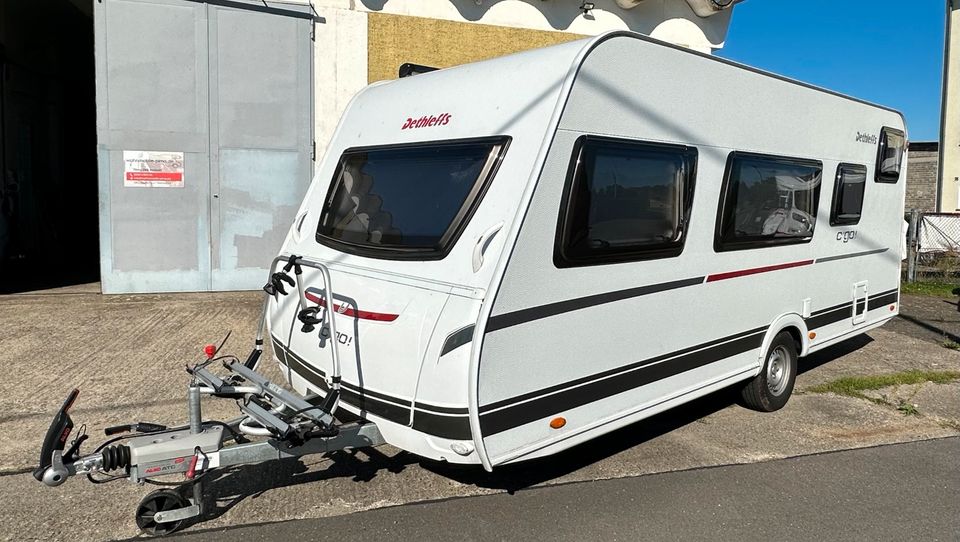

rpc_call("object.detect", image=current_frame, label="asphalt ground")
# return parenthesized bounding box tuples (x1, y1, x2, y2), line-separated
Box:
(0, 287, 957, 541)
(180, 437, 960, 542)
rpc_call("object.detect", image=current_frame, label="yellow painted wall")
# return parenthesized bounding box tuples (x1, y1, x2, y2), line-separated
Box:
(367, 12, 585, 83)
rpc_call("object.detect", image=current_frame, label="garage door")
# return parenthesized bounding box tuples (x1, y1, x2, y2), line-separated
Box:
(95, 0, 313, 293)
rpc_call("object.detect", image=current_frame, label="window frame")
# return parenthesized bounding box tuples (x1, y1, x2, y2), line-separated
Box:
(875, 126, 905, 184)
(553, 135, 699, 269)
(714, 151, 824, 253)
(830, 163, 867, 227)
(314, 136, 511, 261)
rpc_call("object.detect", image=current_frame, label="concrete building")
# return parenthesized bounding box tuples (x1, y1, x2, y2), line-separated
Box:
(0, 0, 742, 294)
(906, 142, 940, 212)
(939, 0, 959, 212)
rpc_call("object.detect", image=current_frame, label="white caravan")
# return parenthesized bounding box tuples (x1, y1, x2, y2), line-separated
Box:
(267, 31, 908, 470)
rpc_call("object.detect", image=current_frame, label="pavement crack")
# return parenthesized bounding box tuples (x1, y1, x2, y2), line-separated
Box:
(0, 466, 35, 477)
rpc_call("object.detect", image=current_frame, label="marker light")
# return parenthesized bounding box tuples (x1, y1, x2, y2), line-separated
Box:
(204, 344, 217, 359)
(550, 417, 566, 429)
(808, 332, 816, 340)
(890, 305, 896, 311)
(450, 442, 475, 456)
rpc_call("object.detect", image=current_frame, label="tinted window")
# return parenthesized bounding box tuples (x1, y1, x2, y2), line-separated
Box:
(716, 152, 823, 252)
(830, 163, 866, 226)
(555, 136, 697, 267)
(316, 138, 508, 258)
(876, 127, 905, 183)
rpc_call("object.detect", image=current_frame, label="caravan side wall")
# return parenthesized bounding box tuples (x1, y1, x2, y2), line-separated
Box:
(476, 35, 907, 465)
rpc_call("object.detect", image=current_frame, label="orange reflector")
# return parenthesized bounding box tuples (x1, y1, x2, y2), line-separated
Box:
(549, 417, 566, 429)
(808, 331, 816, 340)
(890, 305, 896, 311)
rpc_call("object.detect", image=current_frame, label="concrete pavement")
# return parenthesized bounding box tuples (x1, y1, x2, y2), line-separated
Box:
(181, 437, 960, 542)
(0, 288, 957, 541)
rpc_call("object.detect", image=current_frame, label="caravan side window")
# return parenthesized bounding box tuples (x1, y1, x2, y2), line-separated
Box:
(875, 127, 905, 183)
(830, 163, 867, 226)
(554, 136, 697, 268)
(715, 152, 823, 252)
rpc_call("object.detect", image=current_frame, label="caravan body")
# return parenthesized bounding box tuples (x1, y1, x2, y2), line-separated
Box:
(267, 32, 907, 470)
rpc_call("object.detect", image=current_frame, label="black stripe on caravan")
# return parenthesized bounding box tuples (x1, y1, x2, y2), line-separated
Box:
(272, 337, 472, 439)
(479, 325, 766, 414)
(815, 247, 889, 264)
(412, 410, 473, 440)
(867, 290, 899, 311)
(813, 248, 890, 263)
(487, 276, 705, 332)
(809, 300, 853, 317)
(272, 338, 289, 365)
(478, 328, 766, 436)
(805, 304, 852, 330)
(414, 402, 469, 415)
(804, 289, 899, 330)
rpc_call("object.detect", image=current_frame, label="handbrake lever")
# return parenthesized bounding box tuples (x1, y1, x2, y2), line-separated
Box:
(33, 389, 79, 483)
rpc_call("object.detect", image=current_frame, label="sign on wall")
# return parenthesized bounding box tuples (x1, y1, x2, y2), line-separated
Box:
(123, 150, 184, 187)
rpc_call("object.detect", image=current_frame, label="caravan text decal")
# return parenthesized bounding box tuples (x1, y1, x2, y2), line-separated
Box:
(402, 113, 452, 130)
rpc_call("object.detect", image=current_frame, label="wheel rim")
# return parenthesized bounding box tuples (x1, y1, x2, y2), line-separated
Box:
(766, 345, 791, 396)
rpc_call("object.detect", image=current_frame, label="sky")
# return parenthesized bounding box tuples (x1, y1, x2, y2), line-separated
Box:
(719, 1, 946, 142)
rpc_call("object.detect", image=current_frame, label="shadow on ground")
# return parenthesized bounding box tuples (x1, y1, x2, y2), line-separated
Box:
(896, 312, 960, 344)
(887, 294, 960, 345)
(165, 336, 871, 534)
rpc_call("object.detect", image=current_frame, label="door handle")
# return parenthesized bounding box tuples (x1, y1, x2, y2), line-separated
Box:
(472, 223, 504, 273)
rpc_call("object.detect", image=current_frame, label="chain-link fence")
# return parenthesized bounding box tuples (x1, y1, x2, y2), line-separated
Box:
(904, 211, 960, 283)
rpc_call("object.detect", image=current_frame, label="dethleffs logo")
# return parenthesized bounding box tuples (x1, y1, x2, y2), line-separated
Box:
(402, 113, 452, 130)
(856, 131, 878, 144)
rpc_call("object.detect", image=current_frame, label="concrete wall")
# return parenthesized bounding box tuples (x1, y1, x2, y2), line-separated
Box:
(906, 144, 940, 212)
(306, 0, 735, 164)
(940, 1, 959, 211)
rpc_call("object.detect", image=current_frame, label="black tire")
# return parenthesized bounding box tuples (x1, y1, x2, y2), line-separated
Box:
(741, 331, 798, 412)
(135, 489, 188, 537)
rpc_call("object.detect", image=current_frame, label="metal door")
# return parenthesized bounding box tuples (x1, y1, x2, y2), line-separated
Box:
(95, 0, 313, 293)
(209, 3, 313, 290)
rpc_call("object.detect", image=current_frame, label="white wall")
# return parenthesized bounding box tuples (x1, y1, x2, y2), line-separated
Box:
(940, 1, 960, 211)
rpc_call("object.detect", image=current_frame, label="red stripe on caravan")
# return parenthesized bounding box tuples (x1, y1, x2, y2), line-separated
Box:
(304, 291, 399, 322)
(706, 259, 814, 283)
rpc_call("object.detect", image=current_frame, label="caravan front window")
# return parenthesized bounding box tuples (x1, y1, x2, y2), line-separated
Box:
(316, 137, 509, 259)
(715, 152, 823, 252)
(875, 127, 905, 183)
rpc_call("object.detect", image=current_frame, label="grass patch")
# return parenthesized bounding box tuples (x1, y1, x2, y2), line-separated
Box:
(900, 281, 958, 298)
(807, 370, 960, 398)
(896, 400, 920, 416)
(943, 340, 960, 351)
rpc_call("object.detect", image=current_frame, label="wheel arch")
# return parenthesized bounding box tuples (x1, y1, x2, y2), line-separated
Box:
(759, 313, 810, 364)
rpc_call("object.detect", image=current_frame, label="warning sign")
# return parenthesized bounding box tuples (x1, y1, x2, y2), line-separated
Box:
(123, 151, 184, 188)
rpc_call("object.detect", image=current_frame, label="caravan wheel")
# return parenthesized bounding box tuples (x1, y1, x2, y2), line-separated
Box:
(741, 331, 797, 412)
